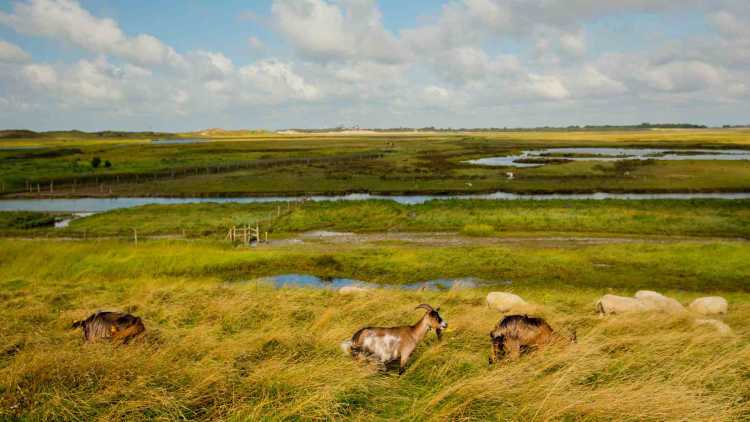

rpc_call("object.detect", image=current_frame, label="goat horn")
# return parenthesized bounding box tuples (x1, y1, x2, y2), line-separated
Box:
(415, 304, 433, 312)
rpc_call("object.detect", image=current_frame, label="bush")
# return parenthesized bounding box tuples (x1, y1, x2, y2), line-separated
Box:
(104, 160, 112, 168)
(461, 223, 495, 237)
(1, 212, 56, 229)
(91, 156, 101, 168)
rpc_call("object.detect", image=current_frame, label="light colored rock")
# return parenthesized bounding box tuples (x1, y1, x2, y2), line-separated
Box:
(486, 292, 526, 312)
(634, 290, 686, 314)
(689, 297, 728, 315)
(339, 286, 371, 295)
(596, 294, 648, 315)
(694, 318, 732, 335)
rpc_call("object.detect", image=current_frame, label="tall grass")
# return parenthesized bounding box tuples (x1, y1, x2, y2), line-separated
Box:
(1, 238, 749, 291)
(1, 274, 748, 420)
(42, 199, 750, 239)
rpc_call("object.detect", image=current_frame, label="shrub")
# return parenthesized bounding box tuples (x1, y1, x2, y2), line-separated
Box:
(461, 223, 495, 237)
(91, 156, 101, 168)
(104, 160, 112, 168)
(2, 212, 56, 229)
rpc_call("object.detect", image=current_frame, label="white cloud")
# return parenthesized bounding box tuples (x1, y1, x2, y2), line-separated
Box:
(0, 39, 30, 62)
(1, 0, 749, 129)
(0, 0, 183, 66)
(527, 74, 570, 100)
(559, 30, 587, 57)
(23, 63, 57, 88)
(271, 0, 406, 63)
(239, 60, 319, 101)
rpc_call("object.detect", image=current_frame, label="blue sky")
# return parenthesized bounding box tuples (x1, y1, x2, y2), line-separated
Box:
(0, 0, 748, 131)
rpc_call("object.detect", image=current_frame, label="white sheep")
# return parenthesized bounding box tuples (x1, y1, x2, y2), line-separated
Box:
(596, 294, 647, 315)
(689, 297, 728, 315)
(634, 290, 686, 314)
(694, 318, 732, 335)
(486, 292, 526, 312)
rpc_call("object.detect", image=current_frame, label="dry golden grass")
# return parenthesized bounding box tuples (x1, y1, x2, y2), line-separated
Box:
(1, 273, 748, 421)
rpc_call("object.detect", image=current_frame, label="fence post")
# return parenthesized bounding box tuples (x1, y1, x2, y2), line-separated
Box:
(133, 228, 138, 245)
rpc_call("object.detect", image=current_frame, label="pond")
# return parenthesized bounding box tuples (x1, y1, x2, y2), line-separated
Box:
(2, 191, 750, 212)
(250, 274, 491, 290)
(467, 147, 750, 167)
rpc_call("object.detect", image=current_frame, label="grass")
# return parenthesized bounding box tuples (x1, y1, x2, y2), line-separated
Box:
(2, 129, 750, 197)
(20, 199, 750, 239)
(0, 239, 748, 420)
(3, 129, 750, 419)
(461, 224, 496, 237)
(2, 236, 749, 292)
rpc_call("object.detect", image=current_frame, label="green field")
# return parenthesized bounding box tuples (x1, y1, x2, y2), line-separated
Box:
(3, 129, 750, 420)
(3, 199, 748, 240)
(2, 129, 750, 197)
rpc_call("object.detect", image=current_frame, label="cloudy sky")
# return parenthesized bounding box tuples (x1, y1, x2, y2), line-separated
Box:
(0, 0, 748, 131)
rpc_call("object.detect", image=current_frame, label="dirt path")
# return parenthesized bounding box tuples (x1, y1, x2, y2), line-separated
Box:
(281, 230, 748, 247)
(4, 230, 747, 246)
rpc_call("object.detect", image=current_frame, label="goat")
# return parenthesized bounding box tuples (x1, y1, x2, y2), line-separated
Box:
(489, 314, 574, 363)
(71, 311, 145, 344)
(340, 304, 447, 374)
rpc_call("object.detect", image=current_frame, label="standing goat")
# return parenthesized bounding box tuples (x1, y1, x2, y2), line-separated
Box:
(340, 304, 447, 374)
(71, 311, 145, 344)
(489, 314, 574, 363)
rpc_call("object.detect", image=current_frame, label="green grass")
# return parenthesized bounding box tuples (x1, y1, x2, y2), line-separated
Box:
(2, 129, 750, 197)
(1, 237, 749, 292)
(1, 239, 749, 420)
(27, 199, 750, 239)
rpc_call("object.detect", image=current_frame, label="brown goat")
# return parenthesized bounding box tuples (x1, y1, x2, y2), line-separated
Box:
(489, 314, 574, 363)
(71, 311, 145, 344)
(341, 304, 447, 374)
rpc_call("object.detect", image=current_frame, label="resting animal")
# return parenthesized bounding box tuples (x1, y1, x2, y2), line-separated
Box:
(489, 314, 574, 363)
(341, 304, 447, 374)
(71, 311, 145, 343)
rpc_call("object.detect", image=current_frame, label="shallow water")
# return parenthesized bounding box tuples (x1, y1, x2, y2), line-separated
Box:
(54, 212, 94, 228)
(3, 191, 750, 212)
(255, 274, 487, 290)
(467, 147, 750, 167)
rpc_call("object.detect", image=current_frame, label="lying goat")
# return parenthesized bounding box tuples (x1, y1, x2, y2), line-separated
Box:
(341, 304, 447, 374)
(71, 311, 145, 344)
(489, 314, 574, 363)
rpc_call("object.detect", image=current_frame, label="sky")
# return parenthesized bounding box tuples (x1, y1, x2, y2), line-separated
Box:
(0, 0, 748, 131)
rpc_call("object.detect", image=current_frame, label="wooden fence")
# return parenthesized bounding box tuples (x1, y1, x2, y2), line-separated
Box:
(226, 197, 308, 246)
(10, 152, 384, 196)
